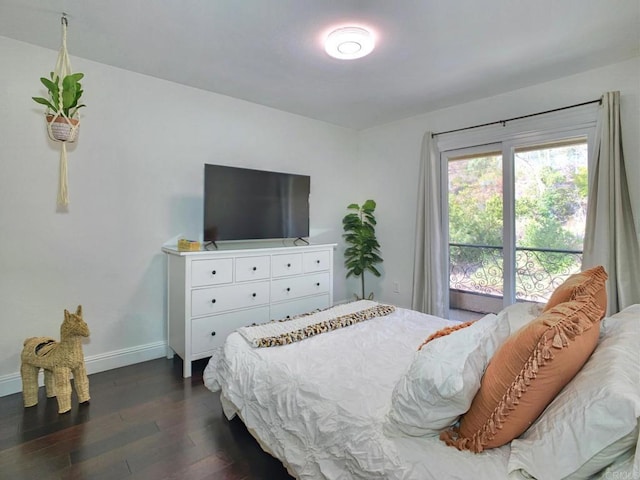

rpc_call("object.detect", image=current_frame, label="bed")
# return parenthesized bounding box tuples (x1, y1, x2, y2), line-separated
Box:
(204, 287, 639, 479)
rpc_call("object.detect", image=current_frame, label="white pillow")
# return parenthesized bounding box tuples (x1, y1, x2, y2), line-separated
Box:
(386, 313, 510, 437)
(498, 301, 544, 334)
(508, 304, 640, 480)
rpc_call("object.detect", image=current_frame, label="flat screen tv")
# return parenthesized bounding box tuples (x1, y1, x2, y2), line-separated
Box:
(203, 164, 310, 242)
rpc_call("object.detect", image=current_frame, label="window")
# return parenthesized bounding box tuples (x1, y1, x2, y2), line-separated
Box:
(444, 132, 591, 313)
(513, 140, 588, 301)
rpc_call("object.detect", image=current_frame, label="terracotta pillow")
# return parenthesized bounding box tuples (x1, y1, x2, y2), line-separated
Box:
(441, 296, 605, 453)
(544, 265, 608, 313)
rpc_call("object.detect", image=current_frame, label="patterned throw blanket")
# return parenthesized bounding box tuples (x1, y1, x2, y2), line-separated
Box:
(238, 300, 396, 348)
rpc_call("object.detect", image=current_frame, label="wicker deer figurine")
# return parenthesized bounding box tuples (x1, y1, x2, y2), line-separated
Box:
(20, 305, 90, 414)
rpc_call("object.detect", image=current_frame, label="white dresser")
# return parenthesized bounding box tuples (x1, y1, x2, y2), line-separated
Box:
(163, 243, 336, 377)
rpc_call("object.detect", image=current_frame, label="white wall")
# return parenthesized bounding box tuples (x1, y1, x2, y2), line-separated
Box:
(0, 36, 361, 395)
(358, 57, 640, 309)
(2, 34, 637, 397)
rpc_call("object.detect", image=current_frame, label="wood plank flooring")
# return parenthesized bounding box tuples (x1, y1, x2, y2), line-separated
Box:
(0, 357, 294, 480)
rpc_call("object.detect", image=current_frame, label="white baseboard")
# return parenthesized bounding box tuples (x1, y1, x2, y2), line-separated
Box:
(0, 341, 168, 398)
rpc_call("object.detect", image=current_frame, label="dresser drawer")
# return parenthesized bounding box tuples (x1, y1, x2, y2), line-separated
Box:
(271, 272, 330, 302)
(191, 258, 233, 287)
(271, 253, 303, 277)
(236, 255, 270, 282)
(270, 294, 330, 321)
(191, 281, 270, 317)
(191, 306, 270, 355)
(303, 250, 331, 272)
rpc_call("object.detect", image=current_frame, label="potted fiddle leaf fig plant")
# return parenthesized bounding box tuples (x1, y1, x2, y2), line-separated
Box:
(32, 72, 86, 141)
(342, 199, 383, 300)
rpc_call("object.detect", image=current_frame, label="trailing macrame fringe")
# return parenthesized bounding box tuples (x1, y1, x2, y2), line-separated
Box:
(57, 143, 69, 207)
(440, 296, 604, 453)
(418, 320, 475, 351)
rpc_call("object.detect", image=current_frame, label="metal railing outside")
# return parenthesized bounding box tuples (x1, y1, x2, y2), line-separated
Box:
(449, 243, 582, 302)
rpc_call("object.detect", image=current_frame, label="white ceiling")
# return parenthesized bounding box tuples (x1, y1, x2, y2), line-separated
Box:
(1, 0, 638, 130)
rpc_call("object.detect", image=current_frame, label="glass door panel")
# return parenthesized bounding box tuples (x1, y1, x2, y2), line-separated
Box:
(448, 151, 504, 314)
(513, 140, 588, 302)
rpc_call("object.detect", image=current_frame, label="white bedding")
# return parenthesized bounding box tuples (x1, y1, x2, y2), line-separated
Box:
(203, 306, 512, 479)
(204, 304, 639, 480)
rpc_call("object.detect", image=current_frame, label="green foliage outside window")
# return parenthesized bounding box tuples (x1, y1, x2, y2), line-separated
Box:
(449, 143, 588, 290)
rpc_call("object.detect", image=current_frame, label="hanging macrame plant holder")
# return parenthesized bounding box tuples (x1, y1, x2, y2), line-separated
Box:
(45, 15, 81, 207)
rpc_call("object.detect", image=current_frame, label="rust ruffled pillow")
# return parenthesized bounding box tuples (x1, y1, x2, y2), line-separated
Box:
(417, 320, 475, 350)
(441, 295, 606, 453)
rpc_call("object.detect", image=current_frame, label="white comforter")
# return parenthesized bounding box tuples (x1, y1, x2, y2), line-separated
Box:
(203, 307, 512, 479)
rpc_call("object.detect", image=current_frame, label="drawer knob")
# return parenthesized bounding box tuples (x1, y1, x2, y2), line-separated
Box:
(252, 266, 257, 271)
(316, 260, 320, 264)
(211, 270, 216, 275)
(211, 331, 216, 336)
(287, 263, 291, 267)
(211, 299, 217, 304)
(286, 287, 291, 292)
(316, 282, 320, 287)
(252, 293, 257, 297)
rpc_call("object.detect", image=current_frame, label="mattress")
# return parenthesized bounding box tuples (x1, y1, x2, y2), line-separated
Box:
(203, 306, 512, 479)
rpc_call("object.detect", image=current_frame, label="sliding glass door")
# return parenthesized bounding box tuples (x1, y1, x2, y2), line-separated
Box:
(444, 135, 589, 313)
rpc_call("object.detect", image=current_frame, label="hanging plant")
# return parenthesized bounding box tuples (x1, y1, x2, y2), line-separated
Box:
(33, 71, 85, 142)
(31, 13, 85, 207)
(342, 199, 383, 300)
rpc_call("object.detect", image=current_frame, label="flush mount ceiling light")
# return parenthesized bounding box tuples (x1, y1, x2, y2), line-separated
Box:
(325, 26, 375, 60)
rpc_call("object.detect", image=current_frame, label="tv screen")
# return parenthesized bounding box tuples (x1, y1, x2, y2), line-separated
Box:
(203, 164, 310, 242)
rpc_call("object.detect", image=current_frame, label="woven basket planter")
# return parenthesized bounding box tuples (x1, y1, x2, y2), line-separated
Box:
(46, 115, 80, 142)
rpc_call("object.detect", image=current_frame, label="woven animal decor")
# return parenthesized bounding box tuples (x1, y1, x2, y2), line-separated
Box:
(20, 305, 90, 414)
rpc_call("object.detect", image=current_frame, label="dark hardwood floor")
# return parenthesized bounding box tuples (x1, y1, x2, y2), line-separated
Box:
(0, 357, 294, 480)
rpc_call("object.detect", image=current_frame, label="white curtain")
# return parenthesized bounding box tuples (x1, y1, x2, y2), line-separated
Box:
(412, 132, 447, 318)
(583, 91, 640, 314)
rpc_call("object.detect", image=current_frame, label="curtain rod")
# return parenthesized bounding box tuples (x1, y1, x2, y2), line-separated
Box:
(431, 98, 602, 138)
